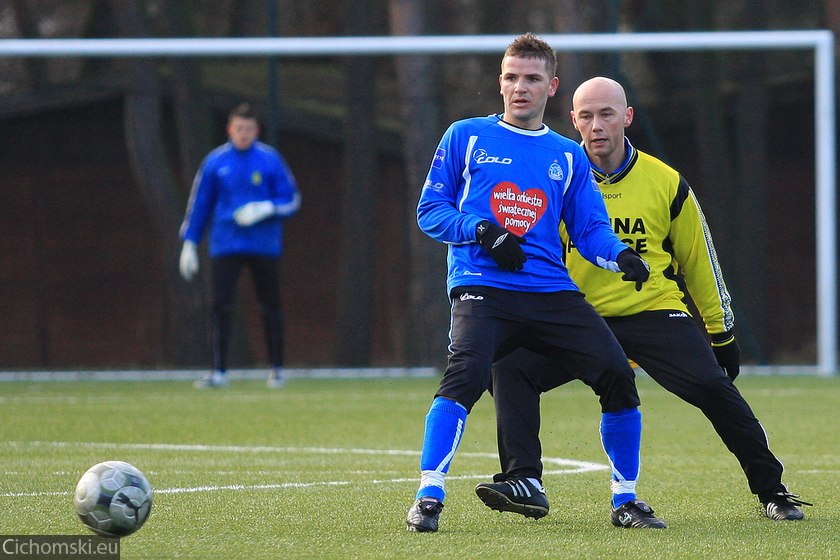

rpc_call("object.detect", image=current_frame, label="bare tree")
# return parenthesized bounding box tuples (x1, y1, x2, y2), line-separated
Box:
(333, 0, 379, 365)
(109, 0, 208, 365)
(728, 0, 770, 361)
(152, 4, 212, 189)
(8, 0, 49, 89)
(825, 0, 840, 147)
(389, 0, 449, 368)
(439, 0, 488, 123)
(547, 1, 588, 135)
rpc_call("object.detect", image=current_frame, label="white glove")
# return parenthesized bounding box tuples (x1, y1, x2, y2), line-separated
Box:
(233, 200, 275, 226)
(179, 240, 199, 281)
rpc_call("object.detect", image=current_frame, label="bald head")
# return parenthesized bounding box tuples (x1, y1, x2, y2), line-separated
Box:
(570, 77, 634, 173)
(572, 77, 628, 112)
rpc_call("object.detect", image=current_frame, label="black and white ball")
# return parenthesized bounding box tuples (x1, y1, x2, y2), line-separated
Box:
(74, 461, 153, 538)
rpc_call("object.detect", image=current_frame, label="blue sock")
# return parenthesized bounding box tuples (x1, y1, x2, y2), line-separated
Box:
(415, 397, 468, 501)
(600, 407, 642, 508)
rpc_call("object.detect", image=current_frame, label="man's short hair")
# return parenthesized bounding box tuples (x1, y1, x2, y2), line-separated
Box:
(503, 33, 557, 77)
(229, 102, 258, 122)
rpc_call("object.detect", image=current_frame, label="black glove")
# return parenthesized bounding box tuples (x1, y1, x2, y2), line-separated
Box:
(616, 248, 650, 291)
(476, 220, 526, 272)
(712, 331, 741, 381)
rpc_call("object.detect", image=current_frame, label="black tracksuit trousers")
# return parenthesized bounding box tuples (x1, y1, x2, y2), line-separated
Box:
(492, 310, 787, 501)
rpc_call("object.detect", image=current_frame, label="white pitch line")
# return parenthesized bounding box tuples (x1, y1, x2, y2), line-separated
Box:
(0, 441, 608, 498)
(2, 490, 68, 497)
(7, 442, 613, 472)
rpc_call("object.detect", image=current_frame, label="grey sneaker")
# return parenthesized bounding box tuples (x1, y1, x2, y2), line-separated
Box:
(474, 474, 549, 519)
(610, 499, 667, 528)
(406, 497, 444, 532)
(194, 370, 228, 389)
(267, 371, 286, 389)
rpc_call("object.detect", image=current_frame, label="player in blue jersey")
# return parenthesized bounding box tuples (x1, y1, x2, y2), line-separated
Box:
(406, 33, 663, 532)
(179, 103, 301, 389)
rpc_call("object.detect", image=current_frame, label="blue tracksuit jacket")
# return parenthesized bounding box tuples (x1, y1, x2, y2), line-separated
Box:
(180, 140, 300, 257)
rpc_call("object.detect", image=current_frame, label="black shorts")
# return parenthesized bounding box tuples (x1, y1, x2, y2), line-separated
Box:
(435, 287, 639, 412)
(510, 310, 728, 399)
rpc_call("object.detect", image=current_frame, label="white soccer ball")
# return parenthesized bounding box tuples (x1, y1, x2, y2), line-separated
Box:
(74, 461, 153, 538)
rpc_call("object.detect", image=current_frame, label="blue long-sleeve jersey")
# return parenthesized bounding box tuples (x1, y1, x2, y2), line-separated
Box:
(417, 115, 628, 293)
(180, 140, 300, 257)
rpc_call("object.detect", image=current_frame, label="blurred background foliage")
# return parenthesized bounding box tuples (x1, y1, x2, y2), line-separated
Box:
(0, 1, 837, 370)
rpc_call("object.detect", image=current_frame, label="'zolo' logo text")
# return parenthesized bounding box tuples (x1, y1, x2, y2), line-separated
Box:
(473, 149, 512, 165)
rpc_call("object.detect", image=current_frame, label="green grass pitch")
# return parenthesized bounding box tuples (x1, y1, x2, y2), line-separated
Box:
(0, 374, 836, 559)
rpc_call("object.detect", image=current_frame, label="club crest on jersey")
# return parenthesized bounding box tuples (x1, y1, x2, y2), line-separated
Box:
(548, 161, 564, 181)
(251, 171, 263, 186)
(432, 147, 446, 169)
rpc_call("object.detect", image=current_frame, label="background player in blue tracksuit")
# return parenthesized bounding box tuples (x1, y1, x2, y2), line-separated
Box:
(405, 33, 663, 532)
(179, 103, 301, 389)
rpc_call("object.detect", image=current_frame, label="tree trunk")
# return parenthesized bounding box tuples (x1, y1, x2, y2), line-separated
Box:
(333, 0, 379, 365)
(110, 0, 209, 366)
(9, 0, 50, 89)
(154, 3, 213, 189)
(389, 0, 449, 369)
(550, 1, 586, 136)
(729, 0, 769, 362)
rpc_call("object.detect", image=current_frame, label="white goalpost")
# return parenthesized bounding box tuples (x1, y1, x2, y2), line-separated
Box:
(0, 30, 835, 375)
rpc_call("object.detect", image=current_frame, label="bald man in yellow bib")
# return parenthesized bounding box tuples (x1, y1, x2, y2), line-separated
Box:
(476, 77, 810, 525)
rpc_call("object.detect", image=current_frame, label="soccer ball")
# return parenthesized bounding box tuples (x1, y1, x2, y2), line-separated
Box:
(74, 461, 153, 538)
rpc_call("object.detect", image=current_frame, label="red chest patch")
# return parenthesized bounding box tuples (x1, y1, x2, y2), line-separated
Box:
(490, 182, 548, 237)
